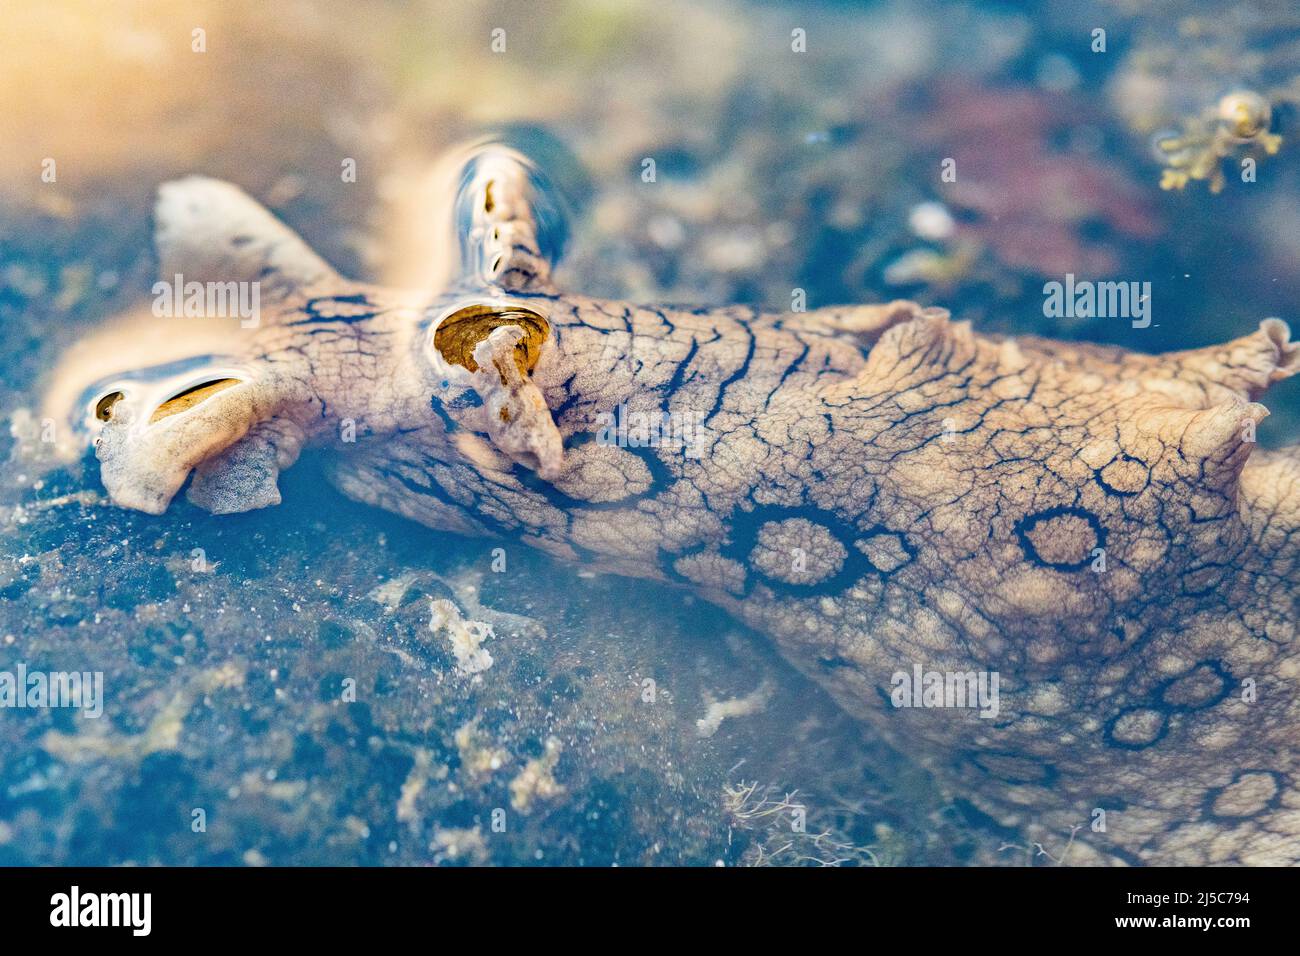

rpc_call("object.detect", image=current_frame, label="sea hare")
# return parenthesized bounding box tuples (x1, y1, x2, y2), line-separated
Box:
(69, 144, 1300, 864)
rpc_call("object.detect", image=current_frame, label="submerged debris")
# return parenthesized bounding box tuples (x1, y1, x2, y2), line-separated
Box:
(508, 736, 564, 813)
(1154, 89, 1284, 193)
(429, 598, 494, 675)
(722, 780, 888, 867)
(1107, 5, 1299, 194)
(429, 826, 489, 865)
(696, 681, 774, 738)
(40, 662, 245, 763)
(396, 747, 435, 827)
(453, 718, 510, 782)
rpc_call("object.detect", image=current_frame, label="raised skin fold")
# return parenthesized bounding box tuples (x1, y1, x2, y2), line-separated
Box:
(75, 147, 1300, 865)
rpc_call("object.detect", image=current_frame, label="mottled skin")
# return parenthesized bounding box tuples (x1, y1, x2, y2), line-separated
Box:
(76, 147, 1300, 865)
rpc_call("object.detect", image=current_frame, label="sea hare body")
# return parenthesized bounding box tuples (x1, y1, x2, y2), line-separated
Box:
(69, 145, 1300, 864)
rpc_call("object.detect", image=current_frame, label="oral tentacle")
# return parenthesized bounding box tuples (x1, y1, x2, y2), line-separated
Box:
(95, 373, 306, 514)
(154, 176, 339, 306)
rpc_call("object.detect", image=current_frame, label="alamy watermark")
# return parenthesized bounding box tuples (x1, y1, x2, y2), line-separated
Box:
(595, 404, 705, 458)
(0, 664, 103, 718)
(152, 274, 261, 328)
(1043, 273, 1150, 328)
(50, 886, 150, 936)
(890, 662, 1000, 718)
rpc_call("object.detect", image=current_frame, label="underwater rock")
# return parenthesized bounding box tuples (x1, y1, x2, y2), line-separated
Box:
(911, 82, 1159, 277)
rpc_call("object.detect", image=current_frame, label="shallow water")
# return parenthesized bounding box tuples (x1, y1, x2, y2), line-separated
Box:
(1, 0, 1297, 865)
